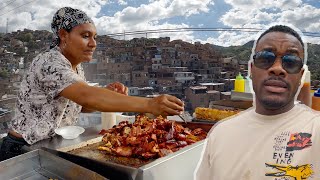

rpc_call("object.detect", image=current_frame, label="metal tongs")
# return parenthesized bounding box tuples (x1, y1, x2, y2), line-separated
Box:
(178, 111, 190, 124)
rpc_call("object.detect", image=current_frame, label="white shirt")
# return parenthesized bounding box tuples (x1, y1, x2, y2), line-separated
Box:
(195, 104, 320, 180)
(10, 47, 85, 144)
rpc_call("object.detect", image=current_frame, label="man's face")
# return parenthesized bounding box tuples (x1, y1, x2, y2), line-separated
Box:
(251, 32, 304, 114)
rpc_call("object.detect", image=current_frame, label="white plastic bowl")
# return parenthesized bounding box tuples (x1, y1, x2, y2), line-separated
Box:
(54, 126, 85, 139)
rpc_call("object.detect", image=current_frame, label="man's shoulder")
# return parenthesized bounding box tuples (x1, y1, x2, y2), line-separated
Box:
(208, 108, 254, 134)
(219, 108, 253, 124)
(295, 104, 320, 120)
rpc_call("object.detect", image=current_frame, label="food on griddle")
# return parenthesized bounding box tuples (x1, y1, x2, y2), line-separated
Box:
(195, 107, 239, 121)
(98, 115, 207, 159)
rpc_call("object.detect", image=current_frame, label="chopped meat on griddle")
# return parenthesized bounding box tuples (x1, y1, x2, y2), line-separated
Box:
(98, 115, 207, 159)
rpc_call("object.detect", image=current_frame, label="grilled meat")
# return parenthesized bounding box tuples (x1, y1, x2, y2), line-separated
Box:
(98, 115, 207, 159)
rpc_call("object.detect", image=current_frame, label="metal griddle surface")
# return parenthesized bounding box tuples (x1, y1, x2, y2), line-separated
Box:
(68, 141, 152, 168)
(67, 122, 213, 168)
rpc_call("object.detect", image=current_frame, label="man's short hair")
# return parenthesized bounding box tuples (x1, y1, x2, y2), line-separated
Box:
(257, 25, 304, 49)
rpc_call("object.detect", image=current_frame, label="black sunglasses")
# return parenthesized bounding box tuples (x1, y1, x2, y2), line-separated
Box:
(253, 51, 303, 74)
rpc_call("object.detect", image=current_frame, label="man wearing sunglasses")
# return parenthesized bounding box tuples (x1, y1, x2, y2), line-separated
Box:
(195, 25, 320, 180)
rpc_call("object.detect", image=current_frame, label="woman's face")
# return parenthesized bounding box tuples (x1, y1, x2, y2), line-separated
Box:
(60, 23, 97, 65)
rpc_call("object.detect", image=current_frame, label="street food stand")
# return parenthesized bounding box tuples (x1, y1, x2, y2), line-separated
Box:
(1, 122, 213, 180)
(0, 149, 106, 180)
(0, 99, 252, 180)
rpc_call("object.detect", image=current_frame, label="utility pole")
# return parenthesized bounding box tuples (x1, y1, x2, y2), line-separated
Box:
(123, 30, 125, 40)
(6, 18, 8, 33)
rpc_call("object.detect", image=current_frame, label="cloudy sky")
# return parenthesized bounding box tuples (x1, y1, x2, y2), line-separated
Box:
(0, 0, 319, 46)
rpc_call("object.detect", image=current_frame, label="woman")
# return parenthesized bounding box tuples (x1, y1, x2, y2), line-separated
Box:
(0, 7, 183, 160)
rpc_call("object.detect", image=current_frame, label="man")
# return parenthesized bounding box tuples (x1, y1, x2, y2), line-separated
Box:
(195, 25, 320, 180)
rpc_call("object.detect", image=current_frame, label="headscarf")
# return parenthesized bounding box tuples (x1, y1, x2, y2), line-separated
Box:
(50, 7, 94, 48)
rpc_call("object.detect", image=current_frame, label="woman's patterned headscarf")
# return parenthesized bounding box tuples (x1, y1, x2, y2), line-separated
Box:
(50, 7, 94, 48)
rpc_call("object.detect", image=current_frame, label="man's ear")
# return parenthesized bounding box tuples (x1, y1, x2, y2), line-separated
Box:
(250, 62, 254, 77)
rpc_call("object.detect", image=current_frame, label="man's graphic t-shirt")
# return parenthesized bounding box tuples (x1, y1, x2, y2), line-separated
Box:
(195, 104, 320, 180)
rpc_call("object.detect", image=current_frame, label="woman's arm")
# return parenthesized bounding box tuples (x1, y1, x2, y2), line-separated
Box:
(80, 82, 128, 113)
(81, 107, 96, 113)
(59, 81, 183, 116)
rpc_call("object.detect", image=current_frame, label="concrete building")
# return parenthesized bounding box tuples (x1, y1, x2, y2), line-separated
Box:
(199, 82, 225, 91)
(128, 87, 154, 97)
(174, 72, 195, 84)
(185, 86, 220, 111)
(132, 71, 149, 87)
(82, 62, 97, 81)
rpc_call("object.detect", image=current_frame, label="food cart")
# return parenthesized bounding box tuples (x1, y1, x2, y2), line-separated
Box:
(0, 121, 213, 180)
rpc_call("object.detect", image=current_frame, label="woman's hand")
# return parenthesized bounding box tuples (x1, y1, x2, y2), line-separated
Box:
(147, 94, 184, 116)
(106, 82, 128, 95)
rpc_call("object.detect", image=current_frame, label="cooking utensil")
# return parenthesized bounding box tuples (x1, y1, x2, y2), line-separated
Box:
(178, 113, 187, 124)
(178, 111, 191, 124)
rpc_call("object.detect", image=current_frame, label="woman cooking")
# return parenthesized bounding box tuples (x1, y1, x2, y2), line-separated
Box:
(0, 7, 184, 160)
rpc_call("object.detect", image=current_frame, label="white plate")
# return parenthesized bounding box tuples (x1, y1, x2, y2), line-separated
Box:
(54, 126, 85, 139)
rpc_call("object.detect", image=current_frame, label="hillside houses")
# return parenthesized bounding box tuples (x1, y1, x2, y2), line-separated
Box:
(1, 29, 249, 112)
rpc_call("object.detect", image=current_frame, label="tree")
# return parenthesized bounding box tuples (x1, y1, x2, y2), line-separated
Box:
(17, 33, 33, 43)
(0, 69, 9, 78)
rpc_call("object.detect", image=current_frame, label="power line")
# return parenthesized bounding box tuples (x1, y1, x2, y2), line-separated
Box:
(0, 0, 18, 11)
(106, 27, 262, 36)
(105, 27, 320, 38)
(0, 0, 39, 16)
(107, 27, 320, 37)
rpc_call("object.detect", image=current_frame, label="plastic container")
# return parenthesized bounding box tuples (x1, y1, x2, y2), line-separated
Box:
(101, 112, 116, 130)
(244, 76, 252, 93)
(234, 73, 245, 92)
(297, 70, 311, 107)
(312, 89, 320, 111)
(54, 126, 85, 139)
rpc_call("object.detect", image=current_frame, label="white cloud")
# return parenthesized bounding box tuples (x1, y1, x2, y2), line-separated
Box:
(216, 0, 320, 46)
(278, 5, 320, 32)
(107, 0, 213, 26)
(224, 0, 302, 10)
(167, 0, 212, 17)
(0, 0, 212, 40)
(201, 31, 255, 47)
(117, 0, 128, 5)
(1, 0, 319, 46)
(220, 8, 277, 28)
(0, 0, 108, 32)
(220, 9, 253, 27)
(95, 0, 214, 41)
(252, 11, 274, 23)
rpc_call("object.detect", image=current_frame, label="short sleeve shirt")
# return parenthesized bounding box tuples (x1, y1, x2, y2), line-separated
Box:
(10, 46, 86, 144)
(195, 104, 320, 180)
